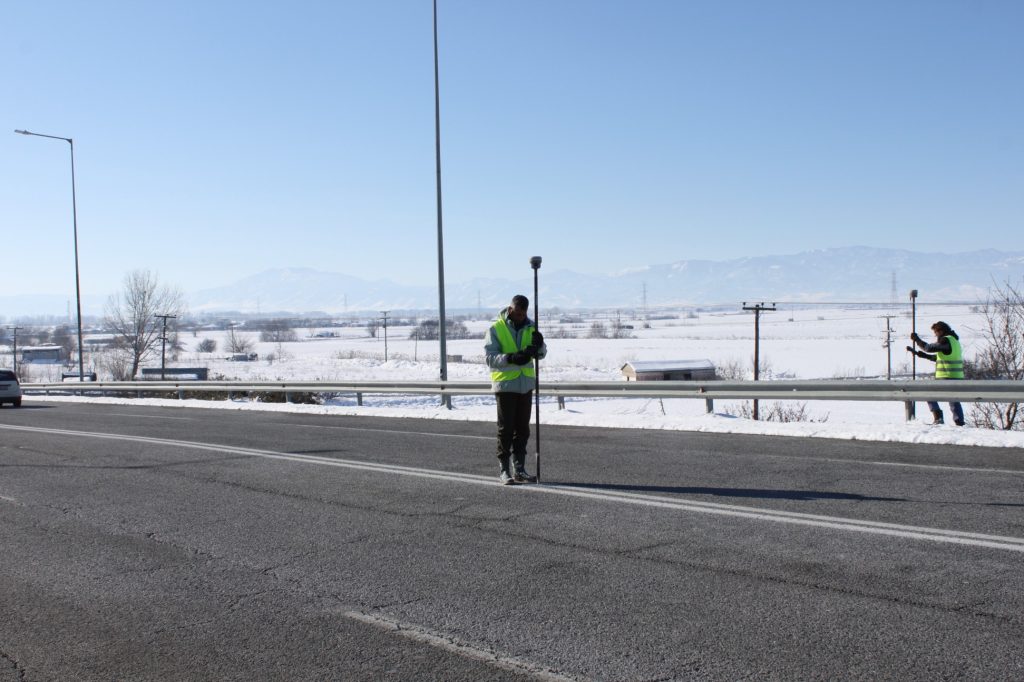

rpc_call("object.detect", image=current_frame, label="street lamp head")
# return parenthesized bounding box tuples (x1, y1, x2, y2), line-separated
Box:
(530, 256, 542, 270)
(15, 129, 31, 135)
(909, 289, 918, 300)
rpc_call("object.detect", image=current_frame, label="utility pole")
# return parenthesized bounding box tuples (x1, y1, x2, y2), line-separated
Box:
(8, 326, 24, 374)
(380, 311, 390, 362)
(155, 314, 177, 380)
(880, 315, 896, 380)
(742, 302, 776, 421)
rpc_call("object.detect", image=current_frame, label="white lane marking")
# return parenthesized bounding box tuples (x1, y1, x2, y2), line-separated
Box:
(3, 423, 1023, 553)
(0, 494, 17, 504)
(345, 611, 577, 681)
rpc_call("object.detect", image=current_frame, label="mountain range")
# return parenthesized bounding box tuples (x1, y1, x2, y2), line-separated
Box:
(186, 247, 1024, 314)
(4, 247, 1022, 319)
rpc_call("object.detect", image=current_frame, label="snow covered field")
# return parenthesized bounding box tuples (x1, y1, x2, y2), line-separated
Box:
(21, 303, 1024, 449)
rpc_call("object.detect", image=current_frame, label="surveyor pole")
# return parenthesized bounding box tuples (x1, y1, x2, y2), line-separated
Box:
(530, 256, 542, 482)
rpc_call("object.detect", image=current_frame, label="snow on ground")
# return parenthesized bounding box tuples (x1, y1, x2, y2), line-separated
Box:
(21, 304, 1024, 449)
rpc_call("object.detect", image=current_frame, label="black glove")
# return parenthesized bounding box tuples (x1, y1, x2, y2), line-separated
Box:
(905, 346, 915, 353)
(910, 332, 921, 344)
(531, 330, 544, 347)
(508, 351, 532, 365)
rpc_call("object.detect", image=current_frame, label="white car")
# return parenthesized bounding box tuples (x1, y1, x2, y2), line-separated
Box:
(0, 369, 23, 407)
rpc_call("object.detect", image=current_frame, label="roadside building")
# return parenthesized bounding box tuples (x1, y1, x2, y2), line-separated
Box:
(21, 345, 65, 364)
(621, 359, 717, 381)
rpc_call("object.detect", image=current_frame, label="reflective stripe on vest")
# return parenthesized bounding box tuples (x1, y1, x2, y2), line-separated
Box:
(491, 319, 535, 382)
(935, 336, 964, 379)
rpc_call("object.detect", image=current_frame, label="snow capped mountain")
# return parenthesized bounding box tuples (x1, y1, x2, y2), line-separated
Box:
(184, 247, 1024, 314)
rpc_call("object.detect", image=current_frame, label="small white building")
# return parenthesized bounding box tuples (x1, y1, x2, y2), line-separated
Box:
(621, 359, 716, 381)
(21, 345, 66, 364)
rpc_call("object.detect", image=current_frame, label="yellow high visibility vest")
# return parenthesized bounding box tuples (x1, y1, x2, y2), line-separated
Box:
(490, 319, 535, 382)
(935, 336, 964, 379)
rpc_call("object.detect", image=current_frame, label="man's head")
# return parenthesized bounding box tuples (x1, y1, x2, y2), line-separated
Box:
(931, 321, 952, 337)
(508, 295, 529, 324)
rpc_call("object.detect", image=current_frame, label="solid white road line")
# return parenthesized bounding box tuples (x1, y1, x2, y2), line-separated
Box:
(3, 423, 1023, 553)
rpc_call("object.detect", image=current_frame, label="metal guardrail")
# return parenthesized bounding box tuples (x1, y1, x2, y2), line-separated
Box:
(22, 379, 1024, 405)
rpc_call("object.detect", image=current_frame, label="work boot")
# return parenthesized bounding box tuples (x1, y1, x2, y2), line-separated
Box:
(954, 419, 965, 427)
(514, 468, 537, 483)
(930, 410, 944, 425)
(499, 469, 516, 485)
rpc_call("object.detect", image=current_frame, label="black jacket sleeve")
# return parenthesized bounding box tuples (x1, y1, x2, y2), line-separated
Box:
(923, 337, 952, 355)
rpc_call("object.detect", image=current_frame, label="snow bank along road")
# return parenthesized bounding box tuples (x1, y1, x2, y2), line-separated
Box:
(1, 402, 1022, 680)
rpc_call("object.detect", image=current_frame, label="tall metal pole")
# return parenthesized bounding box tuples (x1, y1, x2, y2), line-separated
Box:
(15, 129, 85, 381)
(530, 256, 543, 482)
(907, 289, 918, 421)
(380, 311, 389, 362)
(433, 0, 450, 408)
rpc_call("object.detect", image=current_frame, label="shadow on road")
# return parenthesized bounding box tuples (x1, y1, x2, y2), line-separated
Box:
(551, 482, 906, 503)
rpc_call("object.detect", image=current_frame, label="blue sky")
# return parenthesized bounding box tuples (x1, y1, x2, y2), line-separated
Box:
(3, 0, 1021, 303)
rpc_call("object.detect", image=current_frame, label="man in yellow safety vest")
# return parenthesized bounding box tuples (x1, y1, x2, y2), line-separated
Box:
(908, 320, 965, 426)
(484, 294, 547, 484)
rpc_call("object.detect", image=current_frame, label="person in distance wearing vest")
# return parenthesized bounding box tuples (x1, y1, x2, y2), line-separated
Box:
(484, 294, 548, 484)
(907, 321, 965, 426)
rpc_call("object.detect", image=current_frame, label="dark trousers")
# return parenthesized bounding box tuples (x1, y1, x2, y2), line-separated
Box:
(495, 391, 533, 470)
(928, 378, 965, 425)
(927, 400, 965, 424)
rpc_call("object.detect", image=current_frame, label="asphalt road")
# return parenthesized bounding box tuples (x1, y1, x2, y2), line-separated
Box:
(1, 401, 1023, 680)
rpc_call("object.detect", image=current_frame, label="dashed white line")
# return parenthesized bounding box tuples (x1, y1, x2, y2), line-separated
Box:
(345, 611, 577, 681)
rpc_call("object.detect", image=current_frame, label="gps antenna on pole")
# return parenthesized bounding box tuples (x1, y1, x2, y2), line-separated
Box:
(530, 256, 543, 482)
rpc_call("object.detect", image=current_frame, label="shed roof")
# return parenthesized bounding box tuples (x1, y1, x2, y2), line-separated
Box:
(621, 359, 715, 373)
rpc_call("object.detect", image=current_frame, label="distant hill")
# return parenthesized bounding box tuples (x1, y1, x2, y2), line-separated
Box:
(4, 247, 1021, 318)
(185, 247, 1024, 314)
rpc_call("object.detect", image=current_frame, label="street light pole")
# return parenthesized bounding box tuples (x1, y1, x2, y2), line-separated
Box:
(380, 311, 390, 362)
(433, 0, 450, 409)
(15, 129, 86, 382)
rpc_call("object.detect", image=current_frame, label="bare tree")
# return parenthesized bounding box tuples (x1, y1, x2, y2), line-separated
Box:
(970, 279, 1024, 430)
(226, 326, 255, 354)
(103, 270, 186, 379)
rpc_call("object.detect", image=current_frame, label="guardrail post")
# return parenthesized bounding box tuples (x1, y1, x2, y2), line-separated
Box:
(357, 392, 363, 406)
(904, 400, 914, 422)
(285, 391, 293, 403)
(558, 396, 565, 410)
(706, 398, 714, 414)
(177, 390, 184, 400)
